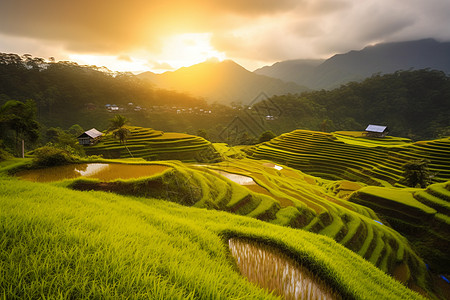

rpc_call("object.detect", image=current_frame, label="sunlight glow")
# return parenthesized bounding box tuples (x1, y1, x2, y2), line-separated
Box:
(68, 33, 226, 73)
(157, 33, 226, 71)
(68, 54, 152, 73)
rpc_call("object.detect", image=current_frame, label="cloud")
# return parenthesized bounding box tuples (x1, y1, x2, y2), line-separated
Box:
(214, 0, 450, 64)
(149, 61, 175, 71)
(0, 0, 300, 54)
(0, 0, 449, 69)
(117, 55, 133, 62)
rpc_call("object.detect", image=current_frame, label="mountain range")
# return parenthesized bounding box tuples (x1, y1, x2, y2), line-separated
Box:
(138, 60, 307, 105)
(139, 39, 450, 103)
(255, 38, 450, 90)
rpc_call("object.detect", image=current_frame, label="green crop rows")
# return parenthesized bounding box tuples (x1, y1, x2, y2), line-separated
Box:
(85, 126, 220, 162)
(0, 170, 425, 299)
(349, 182, 450, 275)
(59, 158, 442, 296)
(3, 128, 449, 299)
(248, 130, 450, 186)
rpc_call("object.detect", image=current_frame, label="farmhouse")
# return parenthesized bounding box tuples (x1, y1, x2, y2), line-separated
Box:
(364, 125, 389, 137)
(77, 128, 103, 145)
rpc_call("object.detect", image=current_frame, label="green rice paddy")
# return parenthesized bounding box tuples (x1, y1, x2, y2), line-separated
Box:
(248, 130, 450, 186)
(85, 126, 220, 162)
(349, 182, 450, 275)
(0, 175, 425, 299)
(13, 158, 442, 296)
(2, 128, 449, 299)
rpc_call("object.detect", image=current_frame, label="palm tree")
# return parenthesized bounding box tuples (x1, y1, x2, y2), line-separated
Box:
(108, 114, 132, 157)
(113, 127, 133, 157)
(108, 114, 128, 132)
(113, 127, 131, 145)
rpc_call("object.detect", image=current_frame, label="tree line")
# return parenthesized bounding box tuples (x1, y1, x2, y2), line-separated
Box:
(254, 69, 450, 140)
(1, 53, 449, 142)
(0, 53, 207, 129)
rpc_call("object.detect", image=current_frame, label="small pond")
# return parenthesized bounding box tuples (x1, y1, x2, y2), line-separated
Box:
(229, 238, 340, 300)
(16, 163, 170, 182)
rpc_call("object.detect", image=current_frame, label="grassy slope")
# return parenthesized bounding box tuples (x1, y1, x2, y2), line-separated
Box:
(0, 175, 424, 300)
(248, 130, 450, 186)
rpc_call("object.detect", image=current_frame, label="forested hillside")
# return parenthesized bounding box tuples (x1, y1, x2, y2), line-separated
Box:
(1, 53, 449, 142)
(138, 59, 307, 104)
(255, 69, 450, 140)
(0, 53, 206, 129)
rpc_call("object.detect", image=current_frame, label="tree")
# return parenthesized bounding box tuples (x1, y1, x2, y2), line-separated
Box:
(108, 114, 128, 131)
(0, 99, 39, 156)
(113, 127, 133, 157)
(68, 124, 84, 137)
(239, 132, 257, 145)
(197, 129, 208, 140)
(113, 127, 131, 145)
(258, 130, 276, 143)
(44, 126, 85, 157)
(401, 159, 432, 188)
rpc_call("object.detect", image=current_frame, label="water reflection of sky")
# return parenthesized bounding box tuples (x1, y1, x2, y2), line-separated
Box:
(229, 238, 340, 300)
(75, 163, 109, 176)
(214, 170, 255, 185)
(262, 162, 283, 171)
(17, 163, 170, 182)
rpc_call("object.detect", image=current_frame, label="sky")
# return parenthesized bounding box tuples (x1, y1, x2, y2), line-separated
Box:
(1, 0, 450, 73)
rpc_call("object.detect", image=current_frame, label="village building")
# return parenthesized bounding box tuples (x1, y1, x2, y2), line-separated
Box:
(77, 128, 103, 145)
(364, 125, 389, 137)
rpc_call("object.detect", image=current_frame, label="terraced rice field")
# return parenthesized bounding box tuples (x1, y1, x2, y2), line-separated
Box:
(63, 159, 443, 297)
(248, 130, 450, 186)
(349, 182, 450, 275)
(85, 126, 220, 162)
(0, 173, 426, 300)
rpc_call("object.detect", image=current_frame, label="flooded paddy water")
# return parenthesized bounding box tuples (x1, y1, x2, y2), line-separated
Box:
(213, 170, 256, 185)
(209, 168, 294, 207)
(229, 238, 341, 300)
(17, 163, 170, 182)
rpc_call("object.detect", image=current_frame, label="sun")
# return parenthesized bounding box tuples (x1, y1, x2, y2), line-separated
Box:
(68, 33, 226, 74)
(157, 33, 226, 71)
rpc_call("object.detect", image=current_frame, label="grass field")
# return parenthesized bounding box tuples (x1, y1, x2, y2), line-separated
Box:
(0, 175, 426, 300)
(248, 130, 450, 186)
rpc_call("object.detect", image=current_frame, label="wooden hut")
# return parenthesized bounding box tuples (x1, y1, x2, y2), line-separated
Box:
(77, 128, 103, 145)
(364, 125, 389, 137)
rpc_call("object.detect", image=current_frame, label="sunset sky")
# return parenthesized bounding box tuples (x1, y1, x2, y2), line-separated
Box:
(1, 0, 449, 73)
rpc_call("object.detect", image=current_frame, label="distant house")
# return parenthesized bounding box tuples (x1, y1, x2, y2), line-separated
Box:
(364, 125, 389, 137)
(78, 128, 103, 145)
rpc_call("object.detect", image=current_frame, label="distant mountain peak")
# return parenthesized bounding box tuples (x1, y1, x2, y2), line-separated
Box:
(138, 59, 307, 104)
(255, 38, 450, 90)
